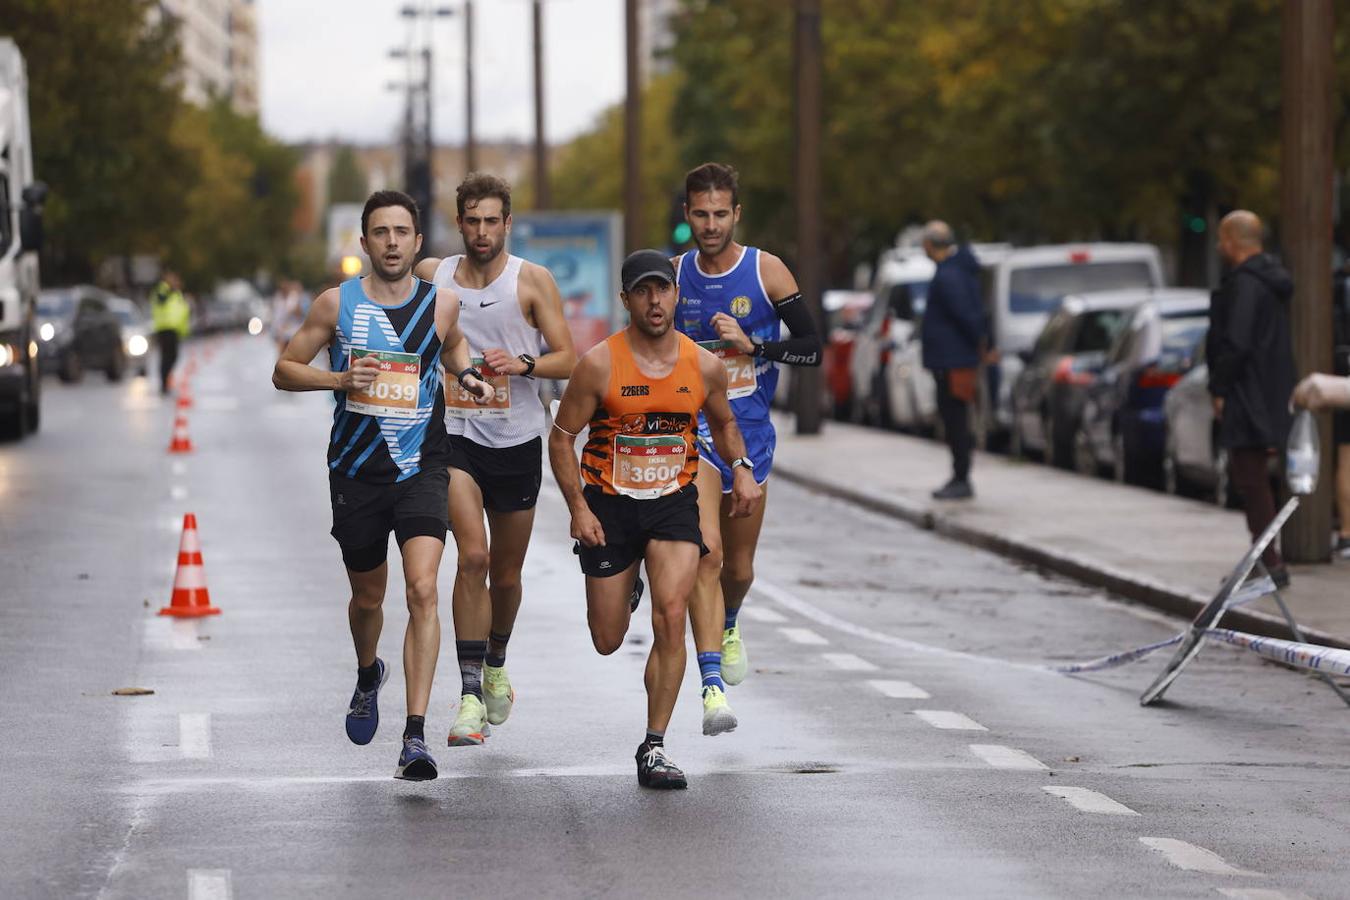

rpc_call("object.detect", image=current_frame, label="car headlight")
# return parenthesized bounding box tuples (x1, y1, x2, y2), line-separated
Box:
(128, 334, 149, 356)
(0, 344, 16, 367)
(39, 322, 55, 342)
(247, 316, 264, 336)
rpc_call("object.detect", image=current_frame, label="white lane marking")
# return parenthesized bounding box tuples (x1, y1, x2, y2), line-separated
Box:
(171, 485, 188, 501)
(754, 579, 1048, 674)
(969, 744, 1049, 771)
(1042, 786, 1140, 816)
(1139, 837, 1260, 876)
(867, 679, 931, 699)
(914, 710, 988, 731)
(172, 620, 201, 651)
(821, 652, 878, 671)
(779, 627, 828, 645)
(172, 460, 188, 477)
(739, 605, 789, 624)
(179, 714, 212, 759)
(188, 869, 233, 900)
(1216, 890, 1301, 900)
(143, 618, 201, 652)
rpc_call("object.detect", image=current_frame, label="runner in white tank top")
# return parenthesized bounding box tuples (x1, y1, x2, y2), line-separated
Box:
(413, 174, 578, 747)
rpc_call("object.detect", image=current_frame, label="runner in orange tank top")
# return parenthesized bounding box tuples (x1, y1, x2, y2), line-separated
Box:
(549, 249, 762, 790)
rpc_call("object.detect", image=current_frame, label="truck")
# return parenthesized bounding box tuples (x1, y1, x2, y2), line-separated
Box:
(0, 37, 46, 440)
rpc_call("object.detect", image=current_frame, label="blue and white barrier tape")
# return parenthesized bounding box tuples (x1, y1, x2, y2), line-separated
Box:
(1203, 629, 1350, 677)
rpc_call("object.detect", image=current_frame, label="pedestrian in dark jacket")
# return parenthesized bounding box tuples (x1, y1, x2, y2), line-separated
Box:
(921, 220, 985, 500)
(1208, 210, 1297, 585)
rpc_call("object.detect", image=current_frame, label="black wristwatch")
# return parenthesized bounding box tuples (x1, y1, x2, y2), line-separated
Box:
(456, 367, 481, 389)
(749, 336, 765, 358)
(518, 353, 536, 378)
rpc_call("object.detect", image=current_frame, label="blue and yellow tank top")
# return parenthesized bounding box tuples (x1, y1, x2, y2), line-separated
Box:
(675, 246, 780, 425)
(327, 277, 447, 483)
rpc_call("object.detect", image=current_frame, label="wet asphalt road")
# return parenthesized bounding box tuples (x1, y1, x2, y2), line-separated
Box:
(2, 333, 1348, 899)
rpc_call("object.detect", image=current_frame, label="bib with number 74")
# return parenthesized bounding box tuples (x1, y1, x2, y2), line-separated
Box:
(612, 434, 687, 499)
(699, 340, 757, 400)
(345, 348, 423, 419)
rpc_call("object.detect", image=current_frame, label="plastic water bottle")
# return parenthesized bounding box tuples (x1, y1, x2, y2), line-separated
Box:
(1286, 409, 1320, 495)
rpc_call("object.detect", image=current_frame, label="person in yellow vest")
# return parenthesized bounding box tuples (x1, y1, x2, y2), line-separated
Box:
(150, 271, 190, 395)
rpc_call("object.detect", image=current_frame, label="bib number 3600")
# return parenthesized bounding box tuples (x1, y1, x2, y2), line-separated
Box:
(346, 349, 422, 419)
(613, 434, 687, 499)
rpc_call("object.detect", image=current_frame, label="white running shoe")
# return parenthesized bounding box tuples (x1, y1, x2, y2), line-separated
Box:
(483, 664, 515, 725)
(701, 685, 738, 736)
(721, 625, 748, 685)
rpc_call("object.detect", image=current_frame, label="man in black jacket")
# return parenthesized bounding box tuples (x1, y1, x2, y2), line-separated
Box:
(921, 220, 985, 500)
(1208, 210, 1297, 585)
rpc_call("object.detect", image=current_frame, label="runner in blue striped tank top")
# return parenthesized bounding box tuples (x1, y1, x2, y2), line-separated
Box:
(672, 163, 823, 736)
(274, 191, 492, 783)
(413, 173, 579, 746)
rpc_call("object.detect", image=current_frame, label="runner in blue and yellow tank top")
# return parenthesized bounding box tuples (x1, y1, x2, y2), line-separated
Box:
(673, 163, 823, 735)
(274, 190, 492, 783)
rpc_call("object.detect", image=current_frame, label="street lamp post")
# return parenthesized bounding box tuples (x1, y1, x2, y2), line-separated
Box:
(396, 4, 455, 255)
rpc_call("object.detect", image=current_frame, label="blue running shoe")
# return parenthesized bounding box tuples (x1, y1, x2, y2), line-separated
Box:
(345, 658, 388, 745)
(395, 737, 438, 781)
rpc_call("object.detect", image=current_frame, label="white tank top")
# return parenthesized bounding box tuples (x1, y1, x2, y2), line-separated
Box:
(433, 254, 546, 448)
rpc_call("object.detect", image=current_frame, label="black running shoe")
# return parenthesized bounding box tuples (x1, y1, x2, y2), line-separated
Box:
(630, 575, 645, 613)
(636, 743, 687, 790)
(395, 736, 438, 781)
(345, 658, 388, 745)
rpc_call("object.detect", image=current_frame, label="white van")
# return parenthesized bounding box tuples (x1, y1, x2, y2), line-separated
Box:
(979, 243, 1164, 445)
(0, 38, 46, 440)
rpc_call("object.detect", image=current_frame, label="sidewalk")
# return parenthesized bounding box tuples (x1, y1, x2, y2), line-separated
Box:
(769, 412, 1350, 650)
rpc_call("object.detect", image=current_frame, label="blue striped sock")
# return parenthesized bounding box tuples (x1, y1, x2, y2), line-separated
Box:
(724, 607, 740, 631)
(698, 651, 724, 692)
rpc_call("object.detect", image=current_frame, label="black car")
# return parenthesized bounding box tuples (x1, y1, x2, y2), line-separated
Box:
(36, 286, 128, 383)
(1009, 293, 1134, 466)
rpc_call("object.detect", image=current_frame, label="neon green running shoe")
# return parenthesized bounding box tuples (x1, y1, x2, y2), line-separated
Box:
(483, 664, 515, 726)
(721, 625, 748, 686)
(701, 684, 738, 736)
(447, 693, 488, 747)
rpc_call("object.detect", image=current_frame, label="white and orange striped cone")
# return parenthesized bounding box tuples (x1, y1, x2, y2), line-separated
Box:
(175, 385, 193, 410)
(159, 513, 220, 617)
(168, 413, 193, 453)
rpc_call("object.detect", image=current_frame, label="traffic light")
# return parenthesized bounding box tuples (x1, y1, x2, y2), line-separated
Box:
(1186, 215, 1207, 234)
(669, 190, 692, 250)
(673, 221, 692, 245)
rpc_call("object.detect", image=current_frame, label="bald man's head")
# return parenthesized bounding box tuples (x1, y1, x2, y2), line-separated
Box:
(1218, 210, 1263, 266)
(922, 220, 955, 261)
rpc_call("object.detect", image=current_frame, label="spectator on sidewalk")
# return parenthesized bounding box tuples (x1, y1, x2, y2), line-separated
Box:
(1208, 210, 1297, 586)
(920, 220, 985, 501)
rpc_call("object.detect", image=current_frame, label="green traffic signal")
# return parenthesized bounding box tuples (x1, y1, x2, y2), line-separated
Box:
(1187, 216, 1206, 234)
(672, 222, 692, 244)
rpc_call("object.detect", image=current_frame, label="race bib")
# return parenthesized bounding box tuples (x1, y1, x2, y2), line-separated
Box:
(700, 340, 757, 400)
(613, 434, 687, 500)
(346, 349, 422, 419)
(445, 357, 510, 418)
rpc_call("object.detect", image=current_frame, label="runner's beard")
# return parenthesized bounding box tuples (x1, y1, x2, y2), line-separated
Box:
(634, 311, 672, 338)
(466, 235, 505, 265)
(695, 230, 733, 258)
(372, 254, 413, 282)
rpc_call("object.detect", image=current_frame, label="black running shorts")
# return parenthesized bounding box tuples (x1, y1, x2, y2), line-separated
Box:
(329, 466, 450, 572)
(574, 483, 705, 578)
(448, 434, 542, 512)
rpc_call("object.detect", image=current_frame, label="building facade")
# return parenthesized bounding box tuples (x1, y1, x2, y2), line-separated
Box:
(151, 0, 259, 116)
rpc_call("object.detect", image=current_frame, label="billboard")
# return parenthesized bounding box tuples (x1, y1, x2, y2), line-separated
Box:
(509, 211, 623, 353)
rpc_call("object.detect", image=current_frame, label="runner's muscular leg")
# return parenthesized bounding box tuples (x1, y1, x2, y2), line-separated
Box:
(585, 561, 642, 654)
(688, 461, 726, 653)
(449, 468, 491, 643)
(485, 506, 536, 641)
(399, 535, 446, 718)
(346, 563, 388, 668)
(643, 539, 699, 733)
(719, 482, 768, 614)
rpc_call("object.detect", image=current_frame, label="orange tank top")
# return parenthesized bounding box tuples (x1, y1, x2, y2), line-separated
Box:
(582, 331, 706, 498)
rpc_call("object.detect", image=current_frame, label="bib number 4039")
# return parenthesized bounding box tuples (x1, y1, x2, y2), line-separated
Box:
(346, 349, 422, 419)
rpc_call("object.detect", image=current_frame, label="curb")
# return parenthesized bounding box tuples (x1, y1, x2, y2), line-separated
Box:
(774, 464, 1350, 652)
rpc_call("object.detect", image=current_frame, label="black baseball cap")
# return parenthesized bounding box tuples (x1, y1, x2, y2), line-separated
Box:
(621, 249, 677, 293)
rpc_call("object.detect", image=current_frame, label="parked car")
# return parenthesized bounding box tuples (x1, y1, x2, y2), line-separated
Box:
(822, 289, 872, 419)
(978, 243, 1165, 448)
(107, 295, 151, 377)
(1008, 293, 1134, 466)
(1161, 346, 1229, 504)
(198, 278, 266, 333)
(1073, 289, 1209, 485)
(36, 286, 127, 382)
(848, 249, 934, 427)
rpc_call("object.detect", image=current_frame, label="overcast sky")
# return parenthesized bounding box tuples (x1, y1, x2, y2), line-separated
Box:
(259, 0, 626, 146)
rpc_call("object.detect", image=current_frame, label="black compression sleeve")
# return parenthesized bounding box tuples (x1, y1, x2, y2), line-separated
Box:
(754, 293, 822, 366)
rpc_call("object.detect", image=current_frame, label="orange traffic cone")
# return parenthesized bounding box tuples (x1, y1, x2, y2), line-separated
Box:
(168, 413, 193, 453)
(159, 513, 220, 617)
(175, 388, 193, 410)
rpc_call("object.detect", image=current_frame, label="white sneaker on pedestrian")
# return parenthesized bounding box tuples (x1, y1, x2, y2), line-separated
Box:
(483, 664, 515, 726)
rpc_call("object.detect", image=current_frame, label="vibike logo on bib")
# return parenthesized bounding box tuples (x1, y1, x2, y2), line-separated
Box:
(621, 384, 650, 397)
(620, 412, 692, 434)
